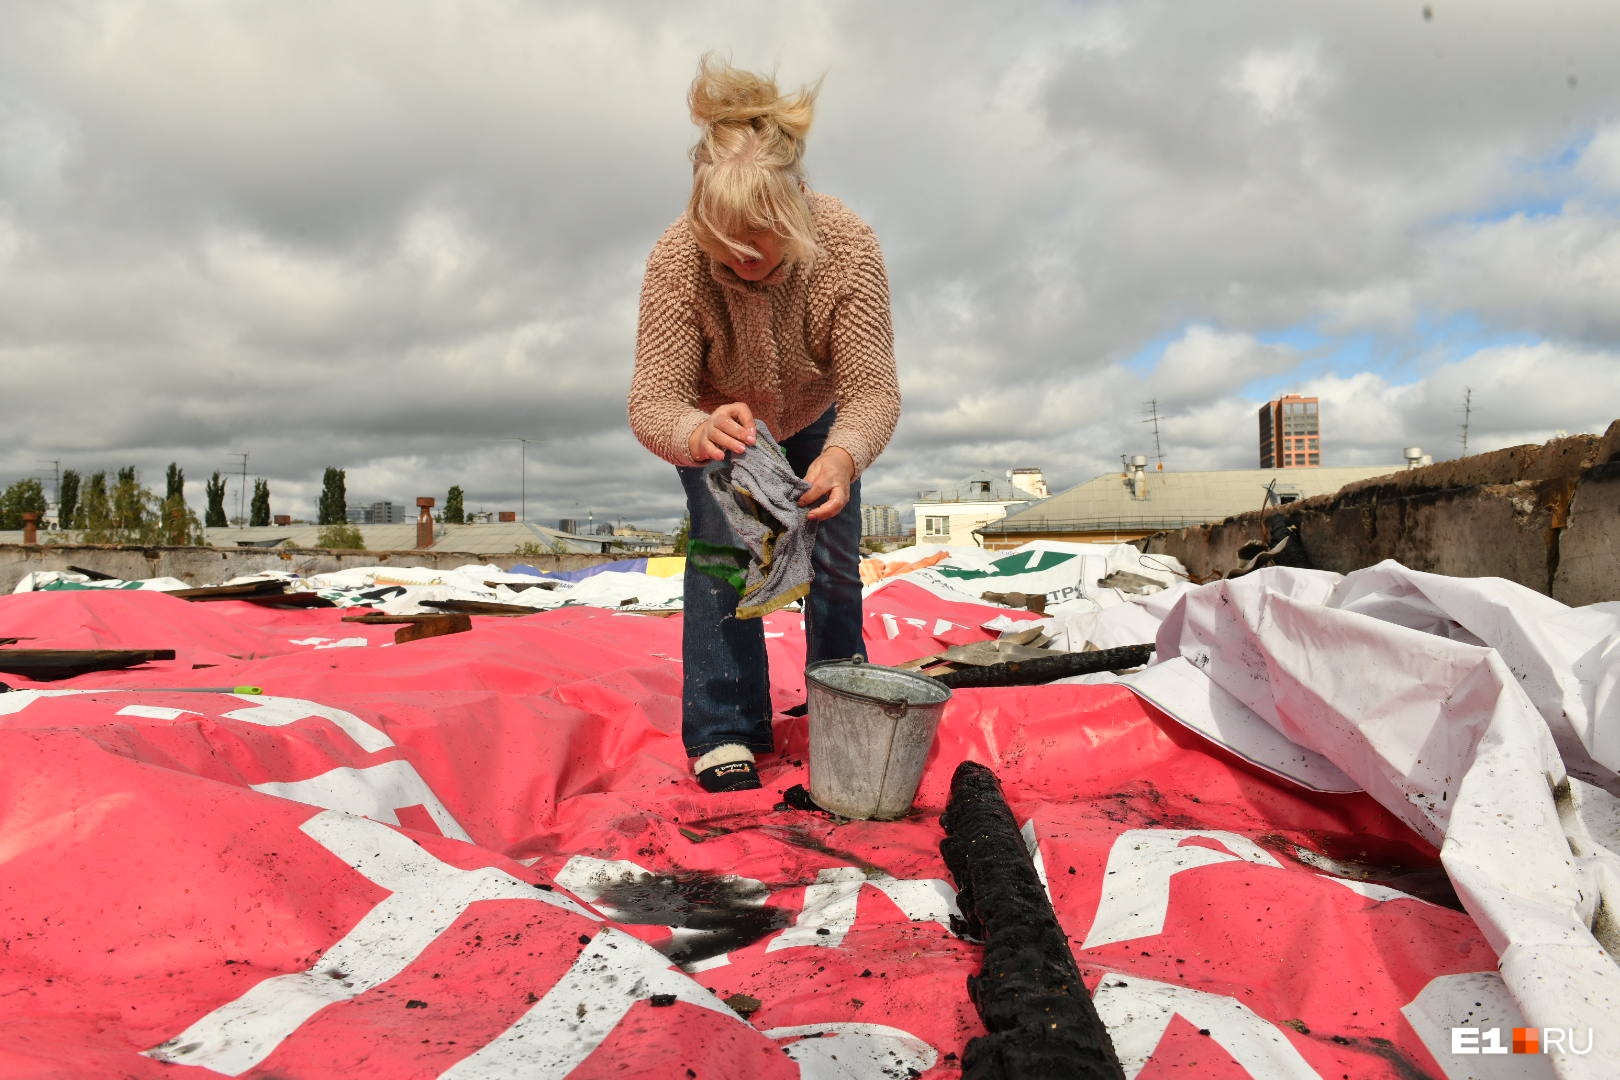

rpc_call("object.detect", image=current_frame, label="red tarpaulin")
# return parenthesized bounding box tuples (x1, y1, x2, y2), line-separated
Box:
(0, 583, 1497, 1078)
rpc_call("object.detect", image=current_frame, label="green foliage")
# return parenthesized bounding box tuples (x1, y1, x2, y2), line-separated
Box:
(165, 463, 184, 501)
(250, 478, 271, 527)
(318, 467, 347, 526)
(79, 472, 112, 537)
(672, 514, 691, 554)
(443, 485, 466, 525)
(205, 472, 228, 529)
(59, 470, 80, 529)
(112, 467, 146, 535)
(159, 494, 205, 545)
(61, 467, 198, 544)
(315, 523, 365, 550)
(0, 478, 49, 530)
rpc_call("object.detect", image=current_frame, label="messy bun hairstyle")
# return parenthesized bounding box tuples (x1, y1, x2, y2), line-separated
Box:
(686, 53, 823, 269)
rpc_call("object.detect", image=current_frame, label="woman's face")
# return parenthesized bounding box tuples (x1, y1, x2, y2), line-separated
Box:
(720, 229, 785, 282)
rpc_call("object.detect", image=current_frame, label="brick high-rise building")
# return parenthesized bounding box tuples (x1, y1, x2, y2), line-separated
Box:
(1258, 394, 1320, 468)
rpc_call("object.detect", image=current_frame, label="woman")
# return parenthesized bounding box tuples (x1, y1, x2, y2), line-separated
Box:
(628, 55, 901, 793)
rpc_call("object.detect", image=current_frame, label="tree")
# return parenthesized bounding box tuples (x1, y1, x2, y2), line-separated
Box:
(0, 478, 48, 530)
(443, 485, 466, 525)
(318, 467, 347, 526)
(160, 462, 190, 544)
(205, 472, 228, 529)
(315, 523, 365, 550)
(79, 472, 112, 538)
(672, 514, 690, 554)
(75, 468, 198, 544)
(250, 479, 271, 527)
(59, 469, 80, 529)
(112, 467, 146, 535)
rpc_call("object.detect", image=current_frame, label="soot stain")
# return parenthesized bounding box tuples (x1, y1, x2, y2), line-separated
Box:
(1258, 832, 1462, 911)
(593, 869, 791, 966)
(683, 808, 891, 879)
(1308, 1032, 1437, 1080)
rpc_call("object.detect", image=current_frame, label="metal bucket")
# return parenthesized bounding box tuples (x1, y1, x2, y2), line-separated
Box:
(805, 658, 953, 820)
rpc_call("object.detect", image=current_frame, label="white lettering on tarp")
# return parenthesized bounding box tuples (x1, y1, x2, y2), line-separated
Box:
(766, 867, 958, 951)
(1083, 829, 1431, 949)
(221, 695, 393, 752)
(0, 690, 390, 762)
(289, 636, 372, 649)
(1093, 972, 1320, 1079)
(1084, 831, 1286, 948)
(253, 760, 473, 842)
(143, 810, 598, 1076)
(440, 928, 744, 1080)
(1400, 971, 1549, 1080)
(767, 1022, 938, 1079)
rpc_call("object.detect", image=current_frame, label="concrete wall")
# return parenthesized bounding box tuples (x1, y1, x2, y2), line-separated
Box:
(1141, 421, 1620, 607)
(0, 544, 626, 595)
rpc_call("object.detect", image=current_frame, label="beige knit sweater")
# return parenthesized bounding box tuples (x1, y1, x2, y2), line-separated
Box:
(628, 192, 900, 474)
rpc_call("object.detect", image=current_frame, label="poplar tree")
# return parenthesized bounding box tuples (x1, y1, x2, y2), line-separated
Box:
(318, 468, 347, 525)
(59, 469, 80, 529)
(443, 485, 466, 525)
(250, 479, 271, 527)
(80, 472, 112, 536)
(205, 473, 228, 528)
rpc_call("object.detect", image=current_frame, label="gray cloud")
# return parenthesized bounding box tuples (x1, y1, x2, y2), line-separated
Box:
(3, 1, 1617, 532)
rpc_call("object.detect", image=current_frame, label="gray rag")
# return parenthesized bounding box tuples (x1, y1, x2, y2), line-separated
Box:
(697, 420, 818, 619)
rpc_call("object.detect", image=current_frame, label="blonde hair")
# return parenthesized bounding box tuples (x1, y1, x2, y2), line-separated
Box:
(685, 53, 823, 268)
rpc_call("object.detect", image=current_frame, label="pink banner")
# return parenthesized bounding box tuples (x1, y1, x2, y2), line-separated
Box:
(0, 586, 1489, 1077)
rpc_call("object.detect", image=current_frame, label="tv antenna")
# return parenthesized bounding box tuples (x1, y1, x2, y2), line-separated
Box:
(1141, 400, 1166, 469)
(1457, 388, 1474, 457)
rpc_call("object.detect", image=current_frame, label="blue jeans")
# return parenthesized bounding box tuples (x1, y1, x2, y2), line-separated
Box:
(677, 407, 866, 758)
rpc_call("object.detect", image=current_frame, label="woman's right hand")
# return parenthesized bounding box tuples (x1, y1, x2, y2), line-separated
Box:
(688, 402, 758, 462)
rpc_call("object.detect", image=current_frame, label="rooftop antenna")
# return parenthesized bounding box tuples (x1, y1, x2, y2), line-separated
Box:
(506, 437, 539, 522)
(1458, 387, 1474, 457)
(1141, 399, 1166, 469)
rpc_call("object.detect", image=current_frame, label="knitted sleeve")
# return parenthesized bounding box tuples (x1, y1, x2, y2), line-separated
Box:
(627, 224, 711, 467)
(822, 213, 901, 475)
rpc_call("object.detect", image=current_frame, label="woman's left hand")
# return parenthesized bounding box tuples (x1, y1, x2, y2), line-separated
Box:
(799, 447, 856, 522)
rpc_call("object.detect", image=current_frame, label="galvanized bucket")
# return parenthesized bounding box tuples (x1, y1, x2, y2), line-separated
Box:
(805, 657, 953, 820)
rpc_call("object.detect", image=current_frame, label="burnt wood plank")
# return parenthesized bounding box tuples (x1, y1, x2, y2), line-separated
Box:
(0, 649, 178, 681)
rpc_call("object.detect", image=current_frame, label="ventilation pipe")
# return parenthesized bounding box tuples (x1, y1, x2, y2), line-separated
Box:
(1131, 455, 1149, 500)
(416, 497, 435, 549)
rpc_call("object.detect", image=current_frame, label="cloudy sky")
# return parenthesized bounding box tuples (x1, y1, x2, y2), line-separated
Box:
(4, 1, 1618, 532)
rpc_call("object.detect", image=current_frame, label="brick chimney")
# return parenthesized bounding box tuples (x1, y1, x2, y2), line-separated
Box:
(22, 511, 38, 545)
(416, 497, 435, 549)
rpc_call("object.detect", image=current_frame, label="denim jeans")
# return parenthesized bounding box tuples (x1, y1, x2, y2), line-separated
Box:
(677, 406, 866, 758)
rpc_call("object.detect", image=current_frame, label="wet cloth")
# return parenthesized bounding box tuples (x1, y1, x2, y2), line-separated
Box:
(693, 421, 817, 620)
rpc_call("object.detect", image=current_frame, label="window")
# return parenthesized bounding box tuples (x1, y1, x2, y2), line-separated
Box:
(923, 516, 950, 537)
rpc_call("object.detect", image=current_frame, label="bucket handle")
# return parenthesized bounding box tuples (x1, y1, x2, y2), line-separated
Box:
(822, 656, 912, 719)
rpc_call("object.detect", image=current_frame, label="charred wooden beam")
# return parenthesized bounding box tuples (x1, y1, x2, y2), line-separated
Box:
(940, 760, 1124, 1080)
(0, 649, 177, 681)
(341, 612, 473, 643)
(420, 599, 540, 616)
(931, 644, 1153, 689)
